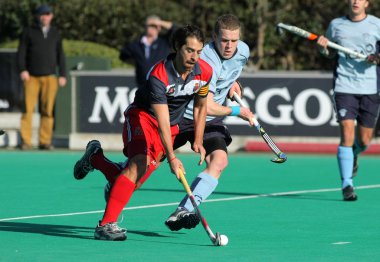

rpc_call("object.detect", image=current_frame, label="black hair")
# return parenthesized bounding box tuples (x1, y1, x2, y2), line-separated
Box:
(172, 25, 205, 51)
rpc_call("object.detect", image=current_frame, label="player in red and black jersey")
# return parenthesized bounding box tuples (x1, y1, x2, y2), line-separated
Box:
(73, 25, 212, 241)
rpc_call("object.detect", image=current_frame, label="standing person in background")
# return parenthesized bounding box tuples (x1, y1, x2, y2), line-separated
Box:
(164, 14, 255, 231)
(17, 4, 66, 150)
(73, 25, 212, 241)
(119, 15, 176, 88)
(317, 0, 380, 201)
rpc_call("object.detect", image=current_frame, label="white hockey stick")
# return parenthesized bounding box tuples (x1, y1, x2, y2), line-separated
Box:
(277, 23, 367, 60)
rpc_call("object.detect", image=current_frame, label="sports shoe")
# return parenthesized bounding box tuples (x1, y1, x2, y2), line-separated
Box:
(73, 140, 102, 180)
(165, 208, 200, 231)
(352, 156, 358, 178)
(94, 222, 127, 241)
(342, 186, 358, 201)
(104, 182, 112, 203)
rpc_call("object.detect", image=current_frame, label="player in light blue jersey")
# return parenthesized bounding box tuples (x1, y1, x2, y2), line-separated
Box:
(165, 14, 255, 231)
(317, 0, 380, 201)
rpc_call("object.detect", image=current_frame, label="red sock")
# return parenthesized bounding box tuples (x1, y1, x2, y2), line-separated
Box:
(91, 152, 122, 184)
(138, 163, 156, 186)
(101, 175, 135, 225)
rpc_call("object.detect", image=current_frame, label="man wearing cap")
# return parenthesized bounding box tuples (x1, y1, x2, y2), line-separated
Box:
(17, 4, 66, 150)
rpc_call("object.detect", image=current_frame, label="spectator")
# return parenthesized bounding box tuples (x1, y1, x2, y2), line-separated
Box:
(119, 15, 176, 88)
(17, 4, 66, 150)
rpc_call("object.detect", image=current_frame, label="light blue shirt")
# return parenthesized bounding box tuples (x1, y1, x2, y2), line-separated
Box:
(184, 40, 250, 120)
(326, 15, 380, 94)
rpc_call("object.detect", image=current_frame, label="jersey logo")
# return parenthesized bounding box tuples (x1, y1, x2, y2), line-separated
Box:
(166, 84, 175, 95)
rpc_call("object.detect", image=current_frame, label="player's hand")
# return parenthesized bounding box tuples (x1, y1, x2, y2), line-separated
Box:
(168, 156, 185, 180)
(367, 54, 380, 65)
(316, 35, 329, 49)
(239, 107, 255, 126)
(228, 81, 243, 101)
(192, 142, 206, 165)
(316, 36, 330, 56)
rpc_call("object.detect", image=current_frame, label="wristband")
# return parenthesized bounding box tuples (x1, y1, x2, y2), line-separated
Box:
(229, 106, 241, 116)
(167, 156, 176, 163)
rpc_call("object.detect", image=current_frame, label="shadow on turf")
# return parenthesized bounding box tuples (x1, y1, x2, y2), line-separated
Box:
(0, 221, 94, 239)
(0, 222, 192, 242)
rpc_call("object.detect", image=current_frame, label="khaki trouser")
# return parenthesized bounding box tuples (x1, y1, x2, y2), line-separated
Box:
(20, 75, 59, 146)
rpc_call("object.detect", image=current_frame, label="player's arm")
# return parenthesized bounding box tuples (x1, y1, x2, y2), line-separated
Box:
(151, 103, 184, 179)
(207, 87, 255, 126)
(193, 92, 207, 166)
(316, 24, 337, 59)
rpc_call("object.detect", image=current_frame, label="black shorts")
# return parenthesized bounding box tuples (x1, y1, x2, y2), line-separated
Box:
(333, 92, 380, 128)
(173, 117, 232, 156)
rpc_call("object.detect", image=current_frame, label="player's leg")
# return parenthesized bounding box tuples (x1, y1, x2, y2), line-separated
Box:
(95, 154, 147, 241)
(96, 108, 173, 241)
(73, 139, 124, 182)
(337, 119, 356, 200)
(352, 94, 380, 178)
(179, 140, 228, 211)
(166, 125, 231, 231)
(334, 93, 358, 201)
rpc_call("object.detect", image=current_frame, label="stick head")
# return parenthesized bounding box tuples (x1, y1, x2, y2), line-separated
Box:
(213, 232, 228, 246)
(271, 153, 287, 164)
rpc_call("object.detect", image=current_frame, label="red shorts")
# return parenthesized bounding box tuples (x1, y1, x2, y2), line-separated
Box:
(122, 107, 179, 163)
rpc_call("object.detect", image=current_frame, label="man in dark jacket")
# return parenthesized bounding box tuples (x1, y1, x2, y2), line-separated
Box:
(17, 4, 66, 150)
(119, 15, 175, 88)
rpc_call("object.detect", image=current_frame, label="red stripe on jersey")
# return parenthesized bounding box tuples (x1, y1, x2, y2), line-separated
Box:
(196, 58, 213, 85)
(150, 62, 169, 87)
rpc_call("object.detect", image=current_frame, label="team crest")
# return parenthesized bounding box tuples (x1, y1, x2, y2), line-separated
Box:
(166, 84, 175, 94)
(339, 108, 347, 117)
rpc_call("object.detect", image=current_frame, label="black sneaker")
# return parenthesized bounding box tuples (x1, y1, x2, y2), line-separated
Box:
(73, 140, 102, 180)
(352, 156, 358, 178)
(165, 208, 200, 231)
(342, 186, 358, 201)
(94, 222, 127, 241)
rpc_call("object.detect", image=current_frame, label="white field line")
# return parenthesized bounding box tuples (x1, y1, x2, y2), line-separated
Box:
(1, 184, 379, 222)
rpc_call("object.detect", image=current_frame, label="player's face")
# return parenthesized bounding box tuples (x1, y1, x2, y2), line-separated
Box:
(38, 12, 54, 27)
(348, 0, 368, 17)
(213, 28, 240, 59)
(177, 36, 203, 71)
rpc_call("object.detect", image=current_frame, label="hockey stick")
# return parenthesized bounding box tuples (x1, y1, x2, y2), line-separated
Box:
(276, 23, 368, 60)
(233, 92, 287, 163)
(178, 169, 228, 246)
